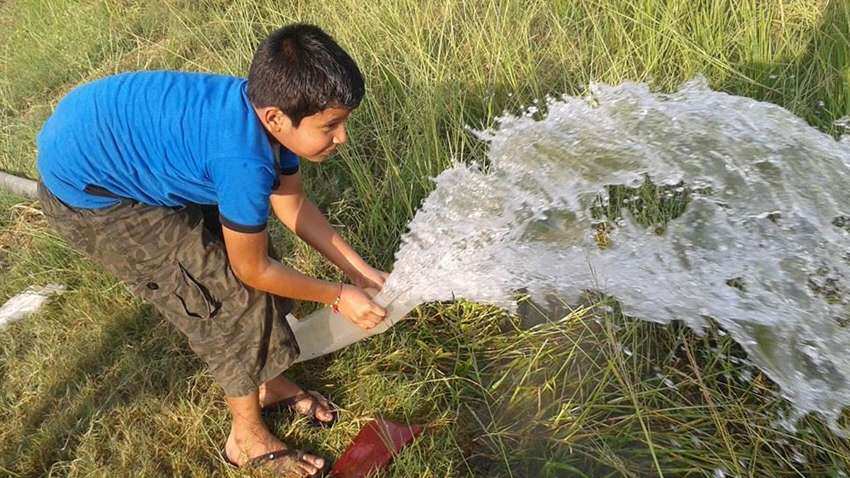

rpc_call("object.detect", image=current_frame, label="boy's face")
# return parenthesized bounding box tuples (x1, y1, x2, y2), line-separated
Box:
(256, 106, 351, 163)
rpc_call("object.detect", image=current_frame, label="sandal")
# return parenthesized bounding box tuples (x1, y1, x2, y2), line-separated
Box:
(223, 447, 328, 477)
(264, 390, 339, 428)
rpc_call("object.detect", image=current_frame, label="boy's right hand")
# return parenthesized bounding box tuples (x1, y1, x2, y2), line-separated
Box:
(338, 284, 387, 330)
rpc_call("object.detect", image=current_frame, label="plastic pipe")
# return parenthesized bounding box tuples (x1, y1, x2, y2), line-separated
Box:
(0, 172, 37, 199)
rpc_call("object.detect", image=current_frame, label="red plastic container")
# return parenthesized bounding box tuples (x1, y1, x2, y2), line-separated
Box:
(329, 417, 423, 478)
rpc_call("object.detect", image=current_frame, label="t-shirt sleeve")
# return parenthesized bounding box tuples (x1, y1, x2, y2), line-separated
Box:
(209, 156, 276, 233)
(279, 147, 299, 175)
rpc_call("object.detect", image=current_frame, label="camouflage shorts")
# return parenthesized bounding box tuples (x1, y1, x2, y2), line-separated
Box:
(37, 182, 299, 397)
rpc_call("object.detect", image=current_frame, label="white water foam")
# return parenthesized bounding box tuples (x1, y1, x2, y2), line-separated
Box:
(366, 77, 850, 432)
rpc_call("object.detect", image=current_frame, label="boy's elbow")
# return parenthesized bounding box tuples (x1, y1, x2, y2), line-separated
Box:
(231, 258, 269, 288)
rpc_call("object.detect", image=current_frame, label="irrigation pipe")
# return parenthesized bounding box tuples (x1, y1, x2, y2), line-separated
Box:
(0, 171, 37, 200)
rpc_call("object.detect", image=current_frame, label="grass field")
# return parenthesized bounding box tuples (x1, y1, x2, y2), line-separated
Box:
(2, 0, 850, 476)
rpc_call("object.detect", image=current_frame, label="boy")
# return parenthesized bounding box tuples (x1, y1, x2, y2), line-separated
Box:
(36, 24, 386, 476)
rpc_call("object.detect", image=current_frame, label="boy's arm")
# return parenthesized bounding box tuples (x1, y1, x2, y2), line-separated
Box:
(268, 171, 387, 290)
(222, 225, 336, 304)
(220, 226, 386, 329)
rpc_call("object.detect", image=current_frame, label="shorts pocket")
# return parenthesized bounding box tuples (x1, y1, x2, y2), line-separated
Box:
(130, 262, 221, 320)
(176, 262, 222, 319)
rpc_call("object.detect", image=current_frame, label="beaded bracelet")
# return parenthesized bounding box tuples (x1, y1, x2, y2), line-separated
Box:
(331, 283, 343, 314)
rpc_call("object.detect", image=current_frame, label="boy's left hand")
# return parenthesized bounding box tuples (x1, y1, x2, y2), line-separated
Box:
(351, 265, 388, 292)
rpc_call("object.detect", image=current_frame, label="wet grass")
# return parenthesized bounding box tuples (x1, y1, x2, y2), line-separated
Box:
(2, 0, 850, 476)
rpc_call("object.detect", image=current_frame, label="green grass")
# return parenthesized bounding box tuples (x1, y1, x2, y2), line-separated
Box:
(2, 0, 850, 476)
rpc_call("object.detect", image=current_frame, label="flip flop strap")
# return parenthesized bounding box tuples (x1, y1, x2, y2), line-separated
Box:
(281, 390, 328, 419)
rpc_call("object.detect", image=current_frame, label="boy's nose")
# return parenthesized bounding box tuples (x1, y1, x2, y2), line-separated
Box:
(333, 127, 347, 145)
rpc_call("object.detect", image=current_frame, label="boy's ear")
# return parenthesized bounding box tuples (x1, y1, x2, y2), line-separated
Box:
(257, 106, 293, 134)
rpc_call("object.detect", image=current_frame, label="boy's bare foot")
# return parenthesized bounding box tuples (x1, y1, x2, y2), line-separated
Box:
(224, 390, 326, 476)
(225, 423, 325, 476)
(259, 374, 335, 424)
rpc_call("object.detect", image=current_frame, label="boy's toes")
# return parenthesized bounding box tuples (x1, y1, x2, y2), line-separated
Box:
(295, 452, 325, 476)
(297, 462, 318, 476)
(315, 402, 334, 423)
(293, 390, 336, 425)
(303, 453, 325, 469)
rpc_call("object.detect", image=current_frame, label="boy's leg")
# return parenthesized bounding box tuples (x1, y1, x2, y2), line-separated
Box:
(36, 184, 318, 471)
(197, 205, 332, 420)
(225, 390, 324, 473)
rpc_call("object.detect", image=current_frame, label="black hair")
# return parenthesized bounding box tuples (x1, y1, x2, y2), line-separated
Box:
(247, 24, 365, 127)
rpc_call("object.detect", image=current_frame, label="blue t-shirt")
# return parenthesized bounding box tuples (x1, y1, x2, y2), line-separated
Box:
(36, 70, 299, 232)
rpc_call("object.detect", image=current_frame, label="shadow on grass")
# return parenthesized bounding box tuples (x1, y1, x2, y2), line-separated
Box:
(0, 301, 204, 477)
